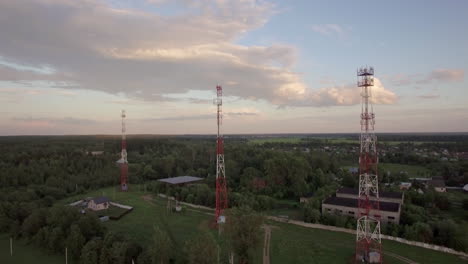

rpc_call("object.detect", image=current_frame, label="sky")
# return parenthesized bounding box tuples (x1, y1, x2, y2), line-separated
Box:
(0, 0, 467, 135)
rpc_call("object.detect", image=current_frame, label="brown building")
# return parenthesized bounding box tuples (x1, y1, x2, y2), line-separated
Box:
(322, 188, 403, 224)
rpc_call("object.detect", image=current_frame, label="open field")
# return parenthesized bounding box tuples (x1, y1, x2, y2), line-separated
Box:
(63, 186, 213, 246)
(441, 190, 468, 222)
(249, 137, 302, 144)
(0, 234, 74, 264)
(268, 221, 467, 264)
(379, 163, 430, 177)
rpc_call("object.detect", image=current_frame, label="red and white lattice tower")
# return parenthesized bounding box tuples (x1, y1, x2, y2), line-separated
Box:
(355, 67, 382, 263)
(214, 85, 228, 225)
(117, 110, 128, 191)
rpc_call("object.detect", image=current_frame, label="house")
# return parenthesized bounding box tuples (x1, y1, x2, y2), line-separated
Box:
(88, 151, 104, 156)
(399, 182, 412, 190)
(88, 197, 110, 211)
(429, 177, 446, 193)
(348, 167, 359, 174)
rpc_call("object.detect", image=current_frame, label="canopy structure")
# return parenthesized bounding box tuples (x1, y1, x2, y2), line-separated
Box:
(157, 176, 203, 185)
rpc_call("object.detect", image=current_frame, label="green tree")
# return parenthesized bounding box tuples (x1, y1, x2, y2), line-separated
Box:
(185, 232, 218, 264)
(66, 224, 86, 259)
(81, 239, 102, 264)
(150, 227, 172, 264)
(303, 203, 320, 223)
(225, 207, 264, 264)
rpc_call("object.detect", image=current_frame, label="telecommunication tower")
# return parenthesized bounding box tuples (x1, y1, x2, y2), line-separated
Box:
(355, 67, 382, 263)
(213, 85, 228, 226)
(117, 110, 128, 191)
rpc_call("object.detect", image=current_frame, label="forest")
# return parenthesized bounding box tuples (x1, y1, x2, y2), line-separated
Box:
(0, 134, 467, 263)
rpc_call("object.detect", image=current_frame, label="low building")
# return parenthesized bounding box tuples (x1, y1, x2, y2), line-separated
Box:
(322, 188, 403, 224)
(88, 197, 110, 211)
(336, 187, 404, 204)
(322, 196, 401, 224)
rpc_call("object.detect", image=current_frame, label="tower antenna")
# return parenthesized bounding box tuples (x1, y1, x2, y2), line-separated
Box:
(117, 109, 129, 191)
(213, 85, 228, 227)
(355, 67, 382, 263)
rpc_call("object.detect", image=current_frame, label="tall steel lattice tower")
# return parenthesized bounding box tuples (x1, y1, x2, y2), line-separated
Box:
(213, 85, 228, 225)
(355, 67, 382, 263)
(117, 110, 129, 191)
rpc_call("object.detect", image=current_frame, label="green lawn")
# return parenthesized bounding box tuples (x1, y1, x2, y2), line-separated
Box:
(269, 221, 467, 264)
(441, 191, 468, 222)
(0, 234, 75, 264)
(63, 186, 213, 246)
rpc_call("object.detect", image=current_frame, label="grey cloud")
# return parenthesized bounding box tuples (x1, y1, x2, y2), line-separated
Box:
(12, 117, 98, 125)
(141, 111, 258, 121)
(425, 69, 464, 82)
(418, 94, 440, 99)
(390, 69, 464, 86)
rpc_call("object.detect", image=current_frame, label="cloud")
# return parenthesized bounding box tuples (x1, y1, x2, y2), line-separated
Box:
(141, 108, 259, 122)
(12, 117, 98, 125)
(389, 69, 464, 86)
(418, 94, 440, 99)
(425, 69, 464, 82)
(0, 1, 393, 107)
(276, 78, 397, 107)
(311, 24, 344, 36)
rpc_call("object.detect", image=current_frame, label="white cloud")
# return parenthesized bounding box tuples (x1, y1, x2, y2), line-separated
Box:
(311, 24, 346, 37)
(275, 78, 397, 107)
(0, 0, 395, 107)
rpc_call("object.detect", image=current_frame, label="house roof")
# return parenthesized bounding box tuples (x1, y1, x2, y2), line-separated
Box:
(158, 176, 203, 185)
(429, 180, 446, 188)
(92, 196, 110, 204)
(323, 196, 400, 212)
(337, 187, 403, 199)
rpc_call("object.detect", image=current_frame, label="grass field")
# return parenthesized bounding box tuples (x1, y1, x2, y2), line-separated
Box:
(63, 186, 213, 247)
(269, 221, 467, 264)
(4, 186, 459, 264)
(441, 190, 468, 222)
(0, 234, 75, 264)
(379, 163, 430, 177)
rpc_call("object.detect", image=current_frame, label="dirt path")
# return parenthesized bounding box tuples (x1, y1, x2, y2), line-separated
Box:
(262, 225, 272, 264)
